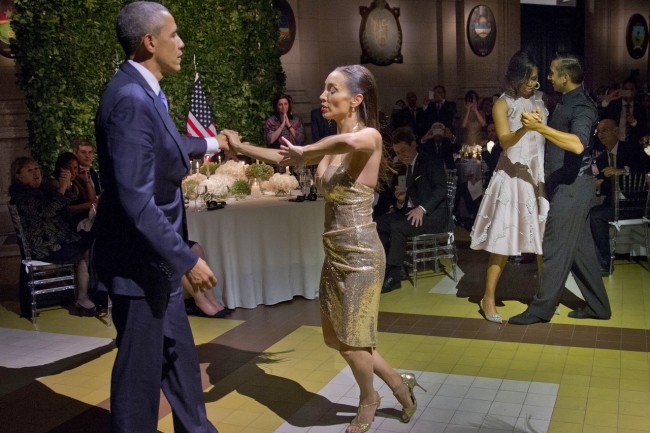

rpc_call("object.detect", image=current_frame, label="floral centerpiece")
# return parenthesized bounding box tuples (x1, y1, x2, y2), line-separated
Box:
(216, 160, 247, 180)
(229, 179, 251, 199)
(200, 173, 235, 199)
(199, 162, 220, 177)
(267, 172, 299, 196)
(245, 163, 274, 182)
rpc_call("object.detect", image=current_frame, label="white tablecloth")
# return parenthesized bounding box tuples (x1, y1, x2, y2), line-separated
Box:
(186, 196, 325, 308)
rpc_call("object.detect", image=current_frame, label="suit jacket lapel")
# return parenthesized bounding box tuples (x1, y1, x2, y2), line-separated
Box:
(120, 63, 190, 171)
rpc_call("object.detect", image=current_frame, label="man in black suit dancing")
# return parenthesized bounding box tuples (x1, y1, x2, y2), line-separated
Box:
(375, 127, 449, 293)
(509, 53, 611, 324)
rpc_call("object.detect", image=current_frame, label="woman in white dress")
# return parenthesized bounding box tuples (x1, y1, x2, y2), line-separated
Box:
(470, 51, 549, 323)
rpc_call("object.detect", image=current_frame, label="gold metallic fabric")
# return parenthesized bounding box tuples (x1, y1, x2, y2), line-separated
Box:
(318, 165, 385, 348)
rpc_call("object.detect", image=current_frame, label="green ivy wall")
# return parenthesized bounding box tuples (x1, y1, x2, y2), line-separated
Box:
(11, 0, 285, 173)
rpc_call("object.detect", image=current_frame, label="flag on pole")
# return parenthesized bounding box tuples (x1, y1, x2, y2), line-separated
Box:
(186, 72, 217, 137)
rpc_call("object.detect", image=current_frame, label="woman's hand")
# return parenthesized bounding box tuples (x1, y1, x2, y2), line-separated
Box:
(521, 111, 542, 130)
(279, 137, 304, 166)
(220, 129, 243, 152)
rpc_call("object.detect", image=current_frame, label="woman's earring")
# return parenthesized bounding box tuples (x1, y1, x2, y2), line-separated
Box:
(534, 82, 540, 90)
(350, 106, 356, 113)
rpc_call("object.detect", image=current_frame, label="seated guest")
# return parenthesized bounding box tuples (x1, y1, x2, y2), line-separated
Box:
(182, 241, 232, 318)
(72, 138, 102, 196)
(265, 93, 305, 149)
(481, 122, 502, 178)
(9, 157, 96, 317)
(420, 121, 458, 170)
(375, 127, 449, 293)
(50, 152, 98, 229)
(589, 118, 640, 275)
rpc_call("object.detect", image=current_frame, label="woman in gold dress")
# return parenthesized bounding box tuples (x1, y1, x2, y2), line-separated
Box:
(221, 65, 424, 433)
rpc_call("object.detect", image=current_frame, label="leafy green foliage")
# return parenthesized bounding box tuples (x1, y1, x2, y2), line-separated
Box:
(11, 0, 285, 174)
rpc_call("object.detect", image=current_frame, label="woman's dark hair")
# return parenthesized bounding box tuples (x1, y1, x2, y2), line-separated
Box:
(334, 64, 379, 129)
(505, 50, 538, 97)
(465, 90, 480, 103)
(53, 152, 79, 178)
(273, 93, 294, 119)
(10, 156, 38, 188)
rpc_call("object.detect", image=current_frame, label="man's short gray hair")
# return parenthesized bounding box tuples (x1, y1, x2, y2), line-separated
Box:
(116, 1, 169, 57)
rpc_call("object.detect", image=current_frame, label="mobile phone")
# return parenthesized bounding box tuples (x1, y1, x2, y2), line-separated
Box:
(428, 90, 434, 100)
(397, 175, 407, 192)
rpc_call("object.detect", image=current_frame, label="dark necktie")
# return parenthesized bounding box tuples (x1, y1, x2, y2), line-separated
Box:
(406, 164, 413, 187)
(608, 152, 615, 168)
(159, 89, 168, 112)
(436, 103, 441, 111)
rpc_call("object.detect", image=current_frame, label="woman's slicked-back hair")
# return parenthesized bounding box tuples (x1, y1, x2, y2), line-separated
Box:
(505, 50, 538, 96)
(116, 1, 169, 57)
(334, 65, 379, 129)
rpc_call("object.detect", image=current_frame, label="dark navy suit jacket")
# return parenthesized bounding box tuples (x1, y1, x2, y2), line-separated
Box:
(93, 62, 208, 298)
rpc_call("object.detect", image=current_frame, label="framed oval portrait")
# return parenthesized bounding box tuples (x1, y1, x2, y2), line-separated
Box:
(626, 13, 648, 60)
(359, 0, 403, 66)
(276, 0, 296, 56)
(467, 4, 496, 57)
(0, 0, 15, 58)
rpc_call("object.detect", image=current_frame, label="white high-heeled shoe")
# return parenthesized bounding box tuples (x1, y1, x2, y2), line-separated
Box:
(479, 299, 503, 324)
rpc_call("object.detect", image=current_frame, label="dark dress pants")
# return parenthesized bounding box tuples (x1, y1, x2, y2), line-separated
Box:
(110, 286, 217, 433)
(375, 211, 437, 268)
(589, 203, 614, 268)
(527, 176, 611, 321)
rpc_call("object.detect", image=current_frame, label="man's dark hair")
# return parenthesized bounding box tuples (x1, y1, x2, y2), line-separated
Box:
(391, 126, 416, 145)
(553, 52, 584, 84)
(116, 1, 169, 57)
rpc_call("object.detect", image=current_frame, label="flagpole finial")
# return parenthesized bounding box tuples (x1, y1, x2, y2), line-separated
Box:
(193, 55, 197, 74)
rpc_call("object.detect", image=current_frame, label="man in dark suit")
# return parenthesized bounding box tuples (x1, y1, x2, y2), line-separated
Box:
(422, 85, 457, 133)
(375, 127, 449, 293)
(93, 3, 223, 432)
(392, 91, 426, 139)
(589, 118, 638, 275)
(310, 106, 337, 143)
(600, 78, 647, 145)
(510, 53, 611, 325)
(419, 121, 459, 170)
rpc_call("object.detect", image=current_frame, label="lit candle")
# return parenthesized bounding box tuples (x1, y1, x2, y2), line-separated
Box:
(256, 159, 259, 164)
(251, 180, 262, 198)
(217, 155, 222, 164)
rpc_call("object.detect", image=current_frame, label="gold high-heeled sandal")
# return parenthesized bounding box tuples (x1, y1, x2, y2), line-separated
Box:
(346, 392, 381, 433)
(393, 372, 427, 423)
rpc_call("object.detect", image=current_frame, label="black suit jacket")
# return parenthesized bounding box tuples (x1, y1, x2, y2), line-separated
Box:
(89, 167, 102, 196)
(392, 106, 426, 138)
(601, 99, 647, 143)
(391, 152, 449, 232)
(423, 100, 457, 133)
(594, 141, 637, 205)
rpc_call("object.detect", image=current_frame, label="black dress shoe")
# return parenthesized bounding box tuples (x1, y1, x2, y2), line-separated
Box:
(381, 276, 401, 293)
(568, 309, 609, 320)
(508, 310, 548, 325)
(400, 268, 409, 281)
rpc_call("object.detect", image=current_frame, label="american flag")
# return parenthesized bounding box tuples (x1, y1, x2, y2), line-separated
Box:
(186, 73, 217, 137)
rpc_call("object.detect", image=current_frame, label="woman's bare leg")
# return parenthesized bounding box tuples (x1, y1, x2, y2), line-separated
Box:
(482, 253, 508, 317)
(75, 251, 95, 309)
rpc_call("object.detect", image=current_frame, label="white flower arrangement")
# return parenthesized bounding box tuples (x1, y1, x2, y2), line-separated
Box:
(200, 173, 236, 197)
(267, 172, 299, 194)
(216, 160, 247, 180)
(182, 173, 207, 197)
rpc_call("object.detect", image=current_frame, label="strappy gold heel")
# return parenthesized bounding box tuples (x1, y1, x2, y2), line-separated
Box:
(393, 372, 427, 423)
(346, 392, 381, 433)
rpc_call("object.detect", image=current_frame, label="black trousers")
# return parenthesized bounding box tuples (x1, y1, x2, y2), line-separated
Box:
(528, 176, 611, 320)
(375, 210, 439, 268)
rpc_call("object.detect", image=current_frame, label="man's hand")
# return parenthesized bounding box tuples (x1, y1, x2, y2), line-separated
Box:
(216, 133, 230, 151)
(221, 129, 242, 152)
(602, 166, 626, 178)
(406, 207, 424, 227)
(521, 111, 542, 130)
(394, 189, 406, 203)
(184, 258, 217, 293)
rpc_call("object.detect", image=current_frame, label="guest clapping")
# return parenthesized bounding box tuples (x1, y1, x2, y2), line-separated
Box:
(265, 94, 305, 149)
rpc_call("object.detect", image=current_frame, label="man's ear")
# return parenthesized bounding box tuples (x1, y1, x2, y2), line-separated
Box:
(142, 34, 156, 54)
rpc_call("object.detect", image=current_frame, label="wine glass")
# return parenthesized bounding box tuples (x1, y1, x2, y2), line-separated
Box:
(532, 91, 545, 123)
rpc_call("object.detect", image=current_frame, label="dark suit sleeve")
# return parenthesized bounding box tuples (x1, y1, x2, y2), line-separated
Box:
(108, 90, 198, 280)
(418, 156, 447, 213)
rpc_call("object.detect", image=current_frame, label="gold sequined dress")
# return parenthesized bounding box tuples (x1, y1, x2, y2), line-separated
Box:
(317, 164, 385, 348)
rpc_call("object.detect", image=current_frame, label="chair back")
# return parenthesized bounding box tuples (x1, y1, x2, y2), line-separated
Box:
(7, 205, 31, 261)
(445, 170, 458, 231)
(612, 172, 650, 222)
